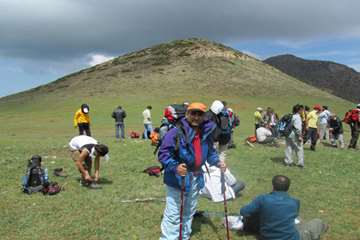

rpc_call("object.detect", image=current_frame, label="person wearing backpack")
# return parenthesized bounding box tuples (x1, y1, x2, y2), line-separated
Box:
(284, 104, 304, 168)
(329, 114, 345, 149)
(69, 135, 109, 188)
(158, 102, 226, 240)
(111, 105, 127, 140)
(348, 104, 360, 149)
(73, 104, 91, 136)
(303, 104, 321, 151)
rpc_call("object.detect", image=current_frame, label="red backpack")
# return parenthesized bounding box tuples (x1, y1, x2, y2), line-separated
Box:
(130, 131, 140, 138)
(343, 110, 352, 124)
(351, 109, 360, 122)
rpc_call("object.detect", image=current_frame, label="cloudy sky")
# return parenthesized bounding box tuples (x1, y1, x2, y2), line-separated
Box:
(1, 0, 360, 97)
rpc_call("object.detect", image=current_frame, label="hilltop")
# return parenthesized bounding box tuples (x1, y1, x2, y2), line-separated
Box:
(1, 39, 342, 107)
(264, 54, 360, 103)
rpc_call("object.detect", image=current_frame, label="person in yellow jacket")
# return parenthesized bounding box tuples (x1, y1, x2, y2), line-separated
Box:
(303, 104, 321, 151)
(74, 104, 91, 136)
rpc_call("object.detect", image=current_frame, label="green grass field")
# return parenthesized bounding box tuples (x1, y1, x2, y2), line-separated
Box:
(1, 94, 359, 240)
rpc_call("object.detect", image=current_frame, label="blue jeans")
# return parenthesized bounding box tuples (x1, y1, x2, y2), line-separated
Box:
(160, 176, 200, 240)
(115, 122, 125, 139)
(143, 123, 153, 139)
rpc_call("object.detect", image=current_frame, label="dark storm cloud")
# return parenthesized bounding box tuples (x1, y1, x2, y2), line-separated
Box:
(1, 0, 359, 60)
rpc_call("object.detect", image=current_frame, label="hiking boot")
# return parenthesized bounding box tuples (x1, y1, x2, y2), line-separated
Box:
(53, 168, 67, 177)
(296, 164, 304, 169)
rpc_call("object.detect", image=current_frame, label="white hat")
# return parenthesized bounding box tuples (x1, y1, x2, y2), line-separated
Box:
(210, 100, 224, 115)
(228, 108, 233, 112)
(256, 107, 263, 111)
(357, 103, 360, 108)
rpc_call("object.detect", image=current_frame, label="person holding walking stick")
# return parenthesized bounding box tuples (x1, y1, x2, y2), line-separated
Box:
(158, 102, 226, 240)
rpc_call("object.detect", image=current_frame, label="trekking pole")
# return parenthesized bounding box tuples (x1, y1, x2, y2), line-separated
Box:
(179, 176, 185, 240)
(221, 171, 231, 240)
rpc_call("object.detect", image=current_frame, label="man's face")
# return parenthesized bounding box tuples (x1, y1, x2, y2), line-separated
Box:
(186, 110, 205, 127)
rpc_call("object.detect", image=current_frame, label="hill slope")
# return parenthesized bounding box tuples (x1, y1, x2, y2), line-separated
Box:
(264, 54, 360, 103)
(1, 39, 342, 105)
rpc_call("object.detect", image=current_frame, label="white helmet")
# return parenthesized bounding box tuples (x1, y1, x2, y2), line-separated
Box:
(210, 100, 224, 115)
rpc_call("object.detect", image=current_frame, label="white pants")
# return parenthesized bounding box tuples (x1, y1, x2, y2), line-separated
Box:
(284, 137, 304, 166)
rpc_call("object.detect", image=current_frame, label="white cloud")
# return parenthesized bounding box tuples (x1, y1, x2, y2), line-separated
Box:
(88, 54, 114, 66)
(349, 64, 360, 72)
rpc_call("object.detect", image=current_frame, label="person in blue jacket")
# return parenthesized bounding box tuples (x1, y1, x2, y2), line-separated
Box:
(158, 102, 226, 240)
(240, 175, 328, 240)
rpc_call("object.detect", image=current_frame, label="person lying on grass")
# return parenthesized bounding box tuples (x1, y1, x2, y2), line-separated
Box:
(68, 135, 109, 187)
(158, 102, 226, 240)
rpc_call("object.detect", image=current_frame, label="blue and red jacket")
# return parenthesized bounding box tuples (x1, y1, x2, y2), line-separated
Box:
(158, 118, 219, 192)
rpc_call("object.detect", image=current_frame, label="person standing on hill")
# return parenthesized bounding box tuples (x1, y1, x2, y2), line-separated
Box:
(348, 104, 360, 149)
(112, 106, 127, 140)
(304, 104, 321, 151)
(143, 105, 153, 139)
(318, 106, 331, 142)
(284, 104, 304, 168)
(73, 104, 91, 136)
(329, 114, 345, 148)
(158, 102, 226, 240)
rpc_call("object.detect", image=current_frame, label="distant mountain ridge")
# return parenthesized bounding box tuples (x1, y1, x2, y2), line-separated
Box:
(264, 54, 360, 103)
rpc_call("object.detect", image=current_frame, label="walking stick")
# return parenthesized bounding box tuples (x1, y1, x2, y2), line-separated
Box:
(221, 171, 231, 240)
(179, 176, 185, 240)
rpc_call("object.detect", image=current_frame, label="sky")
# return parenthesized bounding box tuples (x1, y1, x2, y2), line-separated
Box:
(1, 0, 360, 97)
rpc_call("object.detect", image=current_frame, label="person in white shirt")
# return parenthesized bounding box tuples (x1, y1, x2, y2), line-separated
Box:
(284, 104, 304, 168)
(142, 105, 153, 139)
(318, 106, 331, 142)
(69, 135, 109, 186)
(256, 125, 276, 144)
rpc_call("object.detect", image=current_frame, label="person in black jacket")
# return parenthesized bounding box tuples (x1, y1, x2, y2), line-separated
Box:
(112, 106, 127, 139)
(329, 114, 345, 148)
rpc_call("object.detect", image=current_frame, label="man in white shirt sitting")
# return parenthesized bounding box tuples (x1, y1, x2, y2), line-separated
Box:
(256, 125, 277, 145)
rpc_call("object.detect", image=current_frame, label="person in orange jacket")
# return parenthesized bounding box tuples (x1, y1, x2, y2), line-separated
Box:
(73, 104, 91, 136)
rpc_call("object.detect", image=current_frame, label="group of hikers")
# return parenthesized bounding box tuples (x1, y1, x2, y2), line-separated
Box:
(22, 99, 358, 239)
(253, 103, 360, 168)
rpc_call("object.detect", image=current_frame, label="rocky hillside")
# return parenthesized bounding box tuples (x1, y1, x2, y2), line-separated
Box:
(264, 54, 360, 103)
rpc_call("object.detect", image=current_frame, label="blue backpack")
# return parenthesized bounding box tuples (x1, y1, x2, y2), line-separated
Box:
(214, 109, 233, 145)
(277, 114, 293, 137)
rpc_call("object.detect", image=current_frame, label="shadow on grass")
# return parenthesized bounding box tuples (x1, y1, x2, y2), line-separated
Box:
(192, 216, 223, 240)
(75, 177, 113, 185)
(270, 157, 284, 165)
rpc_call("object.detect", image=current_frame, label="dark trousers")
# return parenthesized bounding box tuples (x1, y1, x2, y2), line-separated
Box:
(115, 122, 125, 139)
(78, 123, 91, 136)
(304, 127, 318, 150)
(349, 122, 360, 148)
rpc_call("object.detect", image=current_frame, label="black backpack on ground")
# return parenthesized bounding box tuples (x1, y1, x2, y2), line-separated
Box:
(22, 155, 48, 194)
(277, 114, 293, 137)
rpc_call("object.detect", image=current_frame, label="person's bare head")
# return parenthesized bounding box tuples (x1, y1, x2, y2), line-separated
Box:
(272, 175, 291, 192)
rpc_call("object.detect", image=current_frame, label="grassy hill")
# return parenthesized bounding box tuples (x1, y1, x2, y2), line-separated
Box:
(0, 39, 359, 240)
(264, 54, 360, 103)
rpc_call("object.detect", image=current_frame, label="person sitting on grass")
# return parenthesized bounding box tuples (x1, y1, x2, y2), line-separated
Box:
(256, 124, 278, 146)
(240, 175, 328, 240)
(68, 135, 109, 188)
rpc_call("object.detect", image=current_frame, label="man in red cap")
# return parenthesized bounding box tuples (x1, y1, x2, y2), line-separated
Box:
(158, 102, 226, 240)
(303, 104, 321, 151)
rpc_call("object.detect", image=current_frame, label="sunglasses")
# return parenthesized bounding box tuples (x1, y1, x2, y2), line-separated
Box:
(189, 110, 205, 116)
